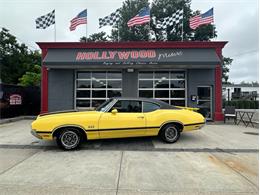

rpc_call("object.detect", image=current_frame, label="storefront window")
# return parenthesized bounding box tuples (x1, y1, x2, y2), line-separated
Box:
(108, 90, 122, 97)
(139, 90, 153, 98)
(77, 80, 91, 88)
(138, 71, 186, 106)
(170, 80, 185, 88)
(107, 80, 121, 88)
(76, 71, 122, 108)
(139, 80, 153, 88)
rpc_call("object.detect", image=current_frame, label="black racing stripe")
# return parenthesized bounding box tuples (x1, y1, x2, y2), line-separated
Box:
(184, 122, 205, 127)
(85, 126, 160, 132)
(36, 131, 52, 134)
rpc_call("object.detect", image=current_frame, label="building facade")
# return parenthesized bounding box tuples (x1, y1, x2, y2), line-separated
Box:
(37, 41, 227, 121)
(223, 83, 259, 101)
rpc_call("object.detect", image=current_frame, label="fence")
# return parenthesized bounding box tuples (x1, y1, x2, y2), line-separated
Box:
(0, 84, 40, 118)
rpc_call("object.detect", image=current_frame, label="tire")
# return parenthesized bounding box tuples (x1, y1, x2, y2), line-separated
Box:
(56, 128, 82, 150)
(160, 124, 180, 143)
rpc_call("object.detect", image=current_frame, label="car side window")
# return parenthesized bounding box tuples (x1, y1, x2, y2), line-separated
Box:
(143, 101, 160, 112)
(110, 100, 142, 113)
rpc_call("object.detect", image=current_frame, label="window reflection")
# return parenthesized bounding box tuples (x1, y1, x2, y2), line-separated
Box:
(77, 80, 91, 88)
(138, 71, 186, 106)
(76, 71, 122, 108)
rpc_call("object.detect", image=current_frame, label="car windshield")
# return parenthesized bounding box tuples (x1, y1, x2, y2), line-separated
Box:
(95, 98, 114, 112)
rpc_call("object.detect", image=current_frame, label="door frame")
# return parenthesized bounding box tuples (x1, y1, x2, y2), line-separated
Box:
(197, 85, 213, 120)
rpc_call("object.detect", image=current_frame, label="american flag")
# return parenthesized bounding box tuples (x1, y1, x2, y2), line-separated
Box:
(127, 7, 150, 27)
(189, 8, 214, 30)
(70, 9, 87, 31)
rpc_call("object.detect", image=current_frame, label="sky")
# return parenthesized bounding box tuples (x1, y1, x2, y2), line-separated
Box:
(0, 0, 259, 83)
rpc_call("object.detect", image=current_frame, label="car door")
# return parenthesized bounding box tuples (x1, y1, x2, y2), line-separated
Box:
(142, 101, 161, 136)
(98, 100, 146, 139)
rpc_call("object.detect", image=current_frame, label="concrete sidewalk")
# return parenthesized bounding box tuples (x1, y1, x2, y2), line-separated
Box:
(0, 120, 258, 194)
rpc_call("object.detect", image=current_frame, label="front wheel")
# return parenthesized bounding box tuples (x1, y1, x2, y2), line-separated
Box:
(56, 128, 81, 150)
(160, 124, 180, 143)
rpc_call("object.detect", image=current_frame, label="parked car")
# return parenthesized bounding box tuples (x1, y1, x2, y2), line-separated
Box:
(31, 98, 205, 150)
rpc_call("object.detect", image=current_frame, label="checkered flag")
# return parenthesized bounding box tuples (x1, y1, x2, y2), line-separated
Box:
(36, 10, 55, 29)
(99, 9, 120, 28)
(155, 9, 183, 29)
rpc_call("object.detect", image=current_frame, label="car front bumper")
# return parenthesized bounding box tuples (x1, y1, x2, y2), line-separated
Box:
(31, 129, 42, 139)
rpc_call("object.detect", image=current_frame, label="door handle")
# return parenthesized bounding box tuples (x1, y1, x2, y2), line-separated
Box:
(137, 116, 144, 119)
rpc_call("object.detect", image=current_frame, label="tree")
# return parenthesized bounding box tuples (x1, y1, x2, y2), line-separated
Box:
(0, 28, 41, 84)
(111, 0, 150, 41)
(222, 57, 233, 84)
(80, 31, 109, 42)
(110, 0, 216, 41)
(19, 65, 41, 86)
(80, 0, 230, 81)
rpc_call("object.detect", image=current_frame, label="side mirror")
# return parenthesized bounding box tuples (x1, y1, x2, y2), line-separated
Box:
(111, 109, 118, 114)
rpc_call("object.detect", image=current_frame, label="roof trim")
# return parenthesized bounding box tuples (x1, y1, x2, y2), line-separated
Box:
(37, 41, 228, 50)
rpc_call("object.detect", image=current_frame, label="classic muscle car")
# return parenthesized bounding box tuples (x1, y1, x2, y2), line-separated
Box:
(31, 98, 205, 150)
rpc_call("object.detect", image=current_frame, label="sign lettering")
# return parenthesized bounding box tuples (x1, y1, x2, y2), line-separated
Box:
(76, 50, 156, 61)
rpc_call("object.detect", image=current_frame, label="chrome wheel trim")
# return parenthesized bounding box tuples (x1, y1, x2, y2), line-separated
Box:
(61, 131, 79, 149)
(165, 127, 178, 142)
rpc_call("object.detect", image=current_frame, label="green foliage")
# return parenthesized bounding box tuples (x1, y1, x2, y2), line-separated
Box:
(151, 0, 191, 41)
(80, 31, 109, 42)
(78, 0, 229, 82)
(81, 0, 217, 42)
(18, 65, 41, 87)
(0, 28, 41, 84)
(222, 57, 233, 84)
(110, 0, 216, 41)
(223, 100, 259, 109)
(114, 0, 150, 41)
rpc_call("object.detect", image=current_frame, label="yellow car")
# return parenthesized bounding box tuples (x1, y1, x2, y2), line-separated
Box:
(31, 98, 205, 150)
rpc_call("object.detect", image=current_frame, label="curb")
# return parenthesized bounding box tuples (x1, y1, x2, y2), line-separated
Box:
(0, 116, 37, 124)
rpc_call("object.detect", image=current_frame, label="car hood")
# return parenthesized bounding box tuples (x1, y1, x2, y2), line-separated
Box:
(36, 110, 100, 120)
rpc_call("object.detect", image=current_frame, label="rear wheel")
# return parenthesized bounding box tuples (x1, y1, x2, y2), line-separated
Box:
(160, 124, 180, 143)
(56, 128, 82, 150)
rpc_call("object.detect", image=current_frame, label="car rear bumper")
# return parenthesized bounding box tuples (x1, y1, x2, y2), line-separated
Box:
(183, 122, 205, 131)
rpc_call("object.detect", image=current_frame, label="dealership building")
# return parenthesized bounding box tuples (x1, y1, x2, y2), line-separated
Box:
(37, 41, 227, 121)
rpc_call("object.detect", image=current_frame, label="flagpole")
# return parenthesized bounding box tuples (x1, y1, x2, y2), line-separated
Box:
(149, 20, 151, 41)
(212, 7, 214, 40)
(118, 24, 120, 42)
(148, 6, 151, 42)
(212, 24, 214, 40)
(86, 23, 88, 42)
(54, 19, 56, 42)
(54, 10, 56, 42)
(181, 8, 184, 41)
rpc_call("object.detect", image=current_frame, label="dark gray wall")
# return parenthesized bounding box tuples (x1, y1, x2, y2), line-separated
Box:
(187, 69, 215, 112)
(122, 69, 138, 97)
(48, 69, 74, 111)
(47, 68, 216, 113)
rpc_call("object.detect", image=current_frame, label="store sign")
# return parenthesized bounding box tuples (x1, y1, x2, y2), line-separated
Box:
(9, 94, 22, 105)
(43, 48, 220, 67)
(75, 49, 183, 65)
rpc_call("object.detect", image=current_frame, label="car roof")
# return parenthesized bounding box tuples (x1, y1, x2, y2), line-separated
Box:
(112, 97, 177, 109)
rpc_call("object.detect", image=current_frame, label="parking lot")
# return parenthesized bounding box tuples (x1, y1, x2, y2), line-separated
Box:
(0, 120, 258, 194)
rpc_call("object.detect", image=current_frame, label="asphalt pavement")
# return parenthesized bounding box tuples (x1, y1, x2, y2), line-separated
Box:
(0, 120, 258, 195)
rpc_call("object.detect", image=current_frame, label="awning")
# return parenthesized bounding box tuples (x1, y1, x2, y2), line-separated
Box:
(43, 48, 221, 69)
